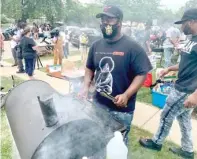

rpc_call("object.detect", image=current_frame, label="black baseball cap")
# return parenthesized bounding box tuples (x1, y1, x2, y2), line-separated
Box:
(175, 8, 197, 24)
(96, 5, 123, 20)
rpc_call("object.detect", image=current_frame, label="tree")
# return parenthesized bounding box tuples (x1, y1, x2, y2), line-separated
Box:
(1, 0, 21, 20)
(177, 0, 197, 18)
(185, 0, 197, 8)
(1, 0, 64, 23)
(99, 0, 161, 22)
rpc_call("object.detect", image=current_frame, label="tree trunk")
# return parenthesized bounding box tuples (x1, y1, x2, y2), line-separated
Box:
(21, 0, 28, 22)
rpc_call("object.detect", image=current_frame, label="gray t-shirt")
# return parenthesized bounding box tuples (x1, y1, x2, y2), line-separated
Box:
(175, 35, 197, 93)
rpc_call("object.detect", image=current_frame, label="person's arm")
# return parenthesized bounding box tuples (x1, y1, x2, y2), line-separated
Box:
(78, 45, 95, 98)
(28, 38, 37, 50)
(10, 35, 19, 42)
(145, 31, 151, 54)
(1, 33, 5, 41)
(124, 75, 146, 98)
(114, 75, 147, 107)
(83, 68, 94, 92)
(169, 38, 177, 47)
(168, 64, 179, 72)
(146, 40, 152, 53)
(159, 64, 179, 78)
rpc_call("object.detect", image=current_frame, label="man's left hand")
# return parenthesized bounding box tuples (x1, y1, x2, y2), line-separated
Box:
(184, 93, 197, 108)
(114, 93, 128, 107)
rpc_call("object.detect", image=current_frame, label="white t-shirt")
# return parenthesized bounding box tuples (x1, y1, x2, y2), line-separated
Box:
(10, 35, 17, 49)
(10, 29, 22, 49)
(39, 28, 42, 33)
(60, 32, 69, 44)
(163, 27, 181, 48)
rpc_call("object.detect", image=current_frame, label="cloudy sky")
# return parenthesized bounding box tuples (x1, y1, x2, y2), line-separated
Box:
(160, 0, 188, 11)
(79, 0, 189, 11)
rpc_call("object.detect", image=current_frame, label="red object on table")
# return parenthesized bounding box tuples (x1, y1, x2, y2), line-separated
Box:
(143, 73, 152, 87)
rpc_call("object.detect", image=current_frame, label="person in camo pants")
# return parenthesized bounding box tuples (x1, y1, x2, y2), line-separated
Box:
(139, 8, 197, 159)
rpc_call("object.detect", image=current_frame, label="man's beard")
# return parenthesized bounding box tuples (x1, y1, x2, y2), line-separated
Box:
(183, 24, 192, 35)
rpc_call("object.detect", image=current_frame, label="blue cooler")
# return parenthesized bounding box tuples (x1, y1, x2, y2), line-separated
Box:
(152, 91, 168, 109)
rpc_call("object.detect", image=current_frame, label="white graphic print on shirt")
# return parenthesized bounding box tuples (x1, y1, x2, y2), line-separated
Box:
(96, 57, 115, 94)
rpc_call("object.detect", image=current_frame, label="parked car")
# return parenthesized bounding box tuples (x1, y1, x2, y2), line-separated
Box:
(65, 26, 80, 40)
(70, 28, 102, 47)
(2, 27, 17, 41)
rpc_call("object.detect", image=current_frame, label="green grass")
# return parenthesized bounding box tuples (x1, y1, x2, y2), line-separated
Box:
(128, 126, 182, 159)
(37, 67, 47, 73)
(39, 53, 53, 61)
(137, 87, 152, 104)
(1, 76, 25, 92)
(1, 108, 13, 159)
(0, 76, 24, 159)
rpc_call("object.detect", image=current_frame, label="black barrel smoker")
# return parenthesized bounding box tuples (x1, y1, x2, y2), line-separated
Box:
(5, 80, 125, 159)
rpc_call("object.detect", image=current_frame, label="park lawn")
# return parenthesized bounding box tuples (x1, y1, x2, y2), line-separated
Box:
(128, 126, 182, 159)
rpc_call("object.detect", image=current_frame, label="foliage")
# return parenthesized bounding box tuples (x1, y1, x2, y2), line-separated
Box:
(177, 0, 197, 18)
(101, 0, 161, 22)
(1, 0, 194, 26)
(1, 14, 13, 24)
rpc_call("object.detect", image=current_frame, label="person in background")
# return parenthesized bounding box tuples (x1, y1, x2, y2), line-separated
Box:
(53, 30, 64, 65)
(19, 27, 37, 80)
(63, 30, 69, 58)
(15, 21, 26, 73)
(79, 32, 88, 63)
(162, 25, 181, 68)
(0, 28, 5, 67)
(32, 22, 39, 40)
(143, 22, 152, 55)
(46, 24, 51, 31)
(139, 8, 197, 159)
(10, 33, 18, 67)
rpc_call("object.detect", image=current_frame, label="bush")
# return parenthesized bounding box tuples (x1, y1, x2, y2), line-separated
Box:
(1, 14, 12, 24)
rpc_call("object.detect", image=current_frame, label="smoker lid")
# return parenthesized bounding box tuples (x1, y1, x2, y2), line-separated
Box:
(32, 119, 107, 159)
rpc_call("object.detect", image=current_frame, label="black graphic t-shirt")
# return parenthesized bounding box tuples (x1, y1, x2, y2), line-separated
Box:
(175, 35, 197, 93)
(86, 35, 152, 112)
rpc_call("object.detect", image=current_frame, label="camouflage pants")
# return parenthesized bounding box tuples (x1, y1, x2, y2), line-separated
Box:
(152, 87, 194, 152)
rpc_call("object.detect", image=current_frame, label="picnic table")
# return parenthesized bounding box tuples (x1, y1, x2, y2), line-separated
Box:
(35, 39, 54, 56)
(46, 64, 85, 93)
(62, 70, 85, 93)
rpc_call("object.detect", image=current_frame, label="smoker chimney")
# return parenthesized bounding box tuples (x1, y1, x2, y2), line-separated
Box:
(37, 96, 58, 127)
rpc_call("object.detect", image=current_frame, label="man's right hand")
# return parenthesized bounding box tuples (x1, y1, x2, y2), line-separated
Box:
(159, 68, 170, 78)
(78, 88, 88, 99)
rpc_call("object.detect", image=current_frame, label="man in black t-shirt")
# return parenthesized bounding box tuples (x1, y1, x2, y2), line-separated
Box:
(78, 5, 152, 145)
(139, 8, 197, 159)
